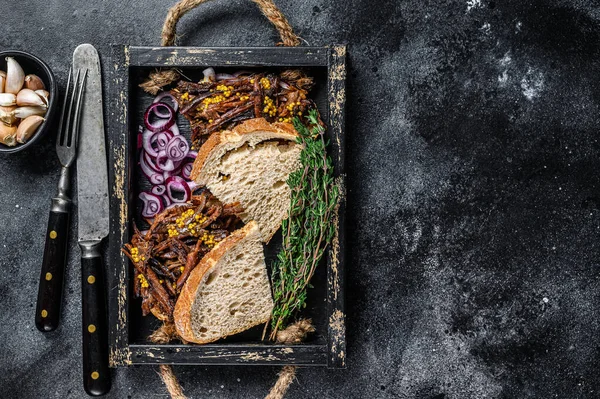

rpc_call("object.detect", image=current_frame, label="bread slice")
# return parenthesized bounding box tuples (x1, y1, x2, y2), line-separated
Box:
(173, 221, 273, 344)
(190, 118, 302, 242)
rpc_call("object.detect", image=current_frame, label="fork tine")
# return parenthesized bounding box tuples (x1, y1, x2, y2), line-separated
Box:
(70, 69, 88, 150)
(64, 70, 81, 148)
(57, 68, 72, 147)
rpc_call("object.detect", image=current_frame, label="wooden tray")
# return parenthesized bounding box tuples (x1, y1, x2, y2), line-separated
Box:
(106, 45, 346, 368)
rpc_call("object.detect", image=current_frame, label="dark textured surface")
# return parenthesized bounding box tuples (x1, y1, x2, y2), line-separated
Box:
(1, 0, 600, 398)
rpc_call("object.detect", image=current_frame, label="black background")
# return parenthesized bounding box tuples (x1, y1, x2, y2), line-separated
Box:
(2, 0, 600, 398)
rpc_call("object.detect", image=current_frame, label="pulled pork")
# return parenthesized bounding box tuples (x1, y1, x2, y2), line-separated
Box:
(122, 189, 244, 320)
(171, 69, 315, 146)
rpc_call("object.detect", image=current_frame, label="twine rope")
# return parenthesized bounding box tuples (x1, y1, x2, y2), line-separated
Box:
(161, 0, 300, 47)
(149, 323, 188, 399)
(265, 319, 315, 399)
(265, 366, 297, 399)
(139, 69, 181, 97)
(140, 0, 300, 94)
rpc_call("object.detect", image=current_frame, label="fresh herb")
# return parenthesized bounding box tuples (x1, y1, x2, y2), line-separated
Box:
(269, 109, 338, 340)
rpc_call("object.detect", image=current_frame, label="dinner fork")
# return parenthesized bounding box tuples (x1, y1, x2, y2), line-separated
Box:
(35, 68, 88, 332)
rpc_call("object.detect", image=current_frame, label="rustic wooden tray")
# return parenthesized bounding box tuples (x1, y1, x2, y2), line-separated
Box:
(106, 45, 346, 368)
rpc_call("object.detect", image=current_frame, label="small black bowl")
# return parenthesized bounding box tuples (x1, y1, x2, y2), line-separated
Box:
(0, 50, 58, 154)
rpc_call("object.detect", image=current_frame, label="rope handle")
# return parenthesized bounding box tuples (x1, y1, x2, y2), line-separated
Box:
(161, 0, 300, 47)
(141, 0, 300, 94)
(151, 319, 314, 399)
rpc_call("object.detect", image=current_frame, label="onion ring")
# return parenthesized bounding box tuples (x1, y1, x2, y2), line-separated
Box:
(139, 192, 164, 218)
(144, 102, 175, 132)
(166, 136, 189, 162)
(153, 92, 179, 114)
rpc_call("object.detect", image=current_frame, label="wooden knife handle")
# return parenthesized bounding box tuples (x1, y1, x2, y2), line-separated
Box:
(35, 207, 70, 332)
(81, 243, 111, 396)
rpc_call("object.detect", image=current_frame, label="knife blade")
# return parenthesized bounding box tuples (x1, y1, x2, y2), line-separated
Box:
(76, 45, 109, 243)
(73, 43, 111, 397)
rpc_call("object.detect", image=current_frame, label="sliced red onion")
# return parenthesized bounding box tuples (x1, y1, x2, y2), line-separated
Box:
(144, 102, 175, 132)
(163, 161, 183, 179)
(143, 129, 176, 158)
(279, 81, 290, 90)
(151, 185, 166, 196)
(169, 124, 180, 136)
(153, 92, 179, 113)
(156, 150, 177, 171)
(166, 136, 189, 162)
(137, 94, 197, 214)
(181, 162, 194, 179)
(139, 152, 157, 179)
(168, 178, 187, 193)
(142, 129, 158, 157)
(143, 150, 160, 172)
(139, 191, 164, 218)
(216, 73, 235, 80)
(167, 177, 197, 192)
(202, 67, 215, 82)
(151, 104, 172, 119)
(166, 176, 191, 203)
(166, 178, 198, 193)
(155, 130, 174, 151)
(149, 173, 164, 185)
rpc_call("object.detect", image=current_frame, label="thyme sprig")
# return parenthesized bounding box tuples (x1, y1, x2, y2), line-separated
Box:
(269, 109, 338, 340)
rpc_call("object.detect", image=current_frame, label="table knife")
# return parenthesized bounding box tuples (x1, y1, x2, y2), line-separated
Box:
(73, 43, 111, 397)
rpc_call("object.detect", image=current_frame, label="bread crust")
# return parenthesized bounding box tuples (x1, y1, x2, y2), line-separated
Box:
(189, 118, 298, 181)
(190, 132, 223, 182)
(173, 221, 267, 344)
(231, 117, 298, 138)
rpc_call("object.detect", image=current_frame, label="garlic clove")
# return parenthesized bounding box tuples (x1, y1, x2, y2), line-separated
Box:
(34, 89, 49, 106)
(0, 106, 17, 126)
(0, 122, 17, 146)
(16, 115, 44, 144)
(16, 88, 46, 107)
(0, 71, 5, 93)
(5, 57, 24, 94)
(24, 74, 45, 91)
(0, 93, 16, 106)
(13, 106, 46, 119)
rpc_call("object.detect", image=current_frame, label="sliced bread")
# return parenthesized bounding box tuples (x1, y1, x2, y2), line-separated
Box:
(190, 118, 302, 242)
(173, 221, 273, 344)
